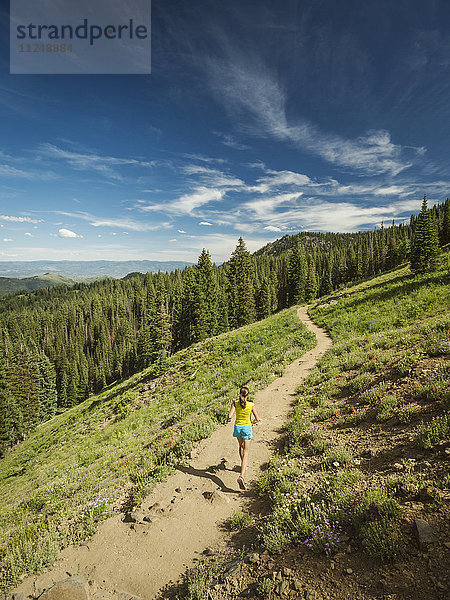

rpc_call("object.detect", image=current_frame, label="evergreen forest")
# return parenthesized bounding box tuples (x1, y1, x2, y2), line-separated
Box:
(0, 197, 448, 455)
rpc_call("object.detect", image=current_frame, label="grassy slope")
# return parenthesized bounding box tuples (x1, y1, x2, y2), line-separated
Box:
(175, 261, 449, 599)
(248, 260, 449, 595)
(0, 306, 316, 591)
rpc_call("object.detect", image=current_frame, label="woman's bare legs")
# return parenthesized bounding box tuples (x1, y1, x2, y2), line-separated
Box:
(239, 438, 252, 478)
(237, 437, 245, 464)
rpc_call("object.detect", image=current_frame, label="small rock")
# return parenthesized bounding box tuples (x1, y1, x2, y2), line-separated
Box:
(346, 544, 352, 554)
(224, 558, 241, 577)
(130, 523, 148, 534)
(170, 497, 177, 504)
(148, 502, 165, 515)
(143, 515, 158, 523)
(12, 594, 25, 600)
(123, 511, 144, 523)
(117, 592, 142, 600)
(202, 547, 214, 555)
(443, 542, 450, 550)
(345, 568, 353, 575)
(283, 567, 294, 577)
(202, 490, 230, 504)
(175, 487, 182, 493)
(417, 486, 437, 503)
(415, 518, 438, 548)
(38, 576, 90, 600)
(393, 463, 404, 470)
(244, 552, 260, 564)
(276, 580, 289, 595)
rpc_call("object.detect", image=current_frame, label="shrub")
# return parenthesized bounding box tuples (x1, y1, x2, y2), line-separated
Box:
(353, 488, 400, 528)
(301, 519, 343, 556)
(257, 578, 275, 599)
(361, 521, 402, 560)
(323, 448, 353, 468)
(376, 395, 401, 422)
(183, 563, 217, 600)
(396, 403, 420, 424)
(348, 373, 376, 393)
(311, 405, 335, 422)
(229, 511, 253, 531)
(359, 383, 389, 405)
(416, 413, 450, 449)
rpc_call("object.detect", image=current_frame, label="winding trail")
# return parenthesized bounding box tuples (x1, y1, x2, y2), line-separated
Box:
(17, 307, 332, 600)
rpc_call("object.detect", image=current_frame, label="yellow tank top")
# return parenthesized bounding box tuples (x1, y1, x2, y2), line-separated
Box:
(235, 400, 254, 426)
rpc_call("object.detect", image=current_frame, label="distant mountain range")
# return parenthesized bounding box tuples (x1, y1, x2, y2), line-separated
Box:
(0, 260, 192, 280)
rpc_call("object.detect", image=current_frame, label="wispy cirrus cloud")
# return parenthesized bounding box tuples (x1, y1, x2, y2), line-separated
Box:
(138, 186, 226, 216)
(54, 210, 171, 232)
(205, 58, 422, 176)
(38, 143, 156, 181)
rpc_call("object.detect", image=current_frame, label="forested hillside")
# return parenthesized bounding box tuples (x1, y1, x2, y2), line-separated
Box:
(0, 198, 448, 454)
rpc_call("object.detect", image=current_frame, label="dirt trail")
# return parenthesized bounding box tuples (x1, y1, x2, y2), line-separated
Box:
(16, 307, 332, 600)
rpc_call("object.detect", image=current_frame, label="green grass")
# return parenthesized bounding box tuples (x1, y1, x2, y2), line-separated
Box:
(229, 510, 254, 530)
(0, 306, 316, 592)
(257, 258, 449, 561)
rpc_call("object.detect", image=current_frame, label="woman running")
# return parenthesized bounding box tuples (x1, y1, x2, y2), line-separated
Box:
(227, 386, 260, 490)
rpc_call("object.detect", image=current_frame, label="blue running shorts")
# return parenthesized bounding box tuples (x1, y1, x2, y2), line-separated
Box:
(233, 425, 253, 439)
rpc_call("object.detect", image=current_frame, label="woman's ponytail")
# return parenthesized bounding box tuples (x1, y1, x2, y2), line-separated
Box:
(239, 386, 249, 409)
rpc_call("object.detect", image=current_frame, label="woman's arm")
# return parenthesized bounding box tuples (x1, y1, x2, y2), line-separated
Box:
(227, 401, 236, 423)
(251, 405, 260, 422)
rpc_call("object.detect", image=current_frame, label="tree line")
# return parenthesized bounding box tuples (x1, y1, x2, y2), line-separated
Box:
(0, 198, 448, 454)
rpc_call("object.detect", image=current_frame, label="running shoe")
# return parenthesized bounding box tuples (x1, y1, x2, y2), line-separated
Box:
(237, 476, 246, 490)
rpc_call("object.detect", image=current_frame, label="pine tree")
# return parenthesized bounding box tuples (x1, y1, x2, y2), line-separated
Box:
(228, 238, 256, 326)
(440, 198, 450, 246)
(0, 359, 22, 455)
(194, 249, 218, 340)
(305, 258, 318, 301)
(288, 241, 307, 304)
(410, 195, 440, 273)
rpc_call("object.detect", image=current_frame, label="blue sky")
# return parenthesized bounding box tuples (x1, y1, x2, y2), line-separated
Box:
(1, 0, 449, 263)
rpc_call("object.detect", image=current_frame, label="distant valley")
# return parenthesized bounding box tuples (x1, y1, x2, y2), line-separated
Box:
(0, 260, 193, 288)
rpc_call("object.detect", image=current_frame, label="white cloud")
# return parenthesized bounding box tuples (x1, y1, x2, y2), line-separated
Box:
(182, 164, 245, 188)
(58, 228, 82, 238)
(38, 143, 156, 181)
(0, 164, 56, 180)
(0, 215, 42, 223)
(178, 229, 186, 233)
(140, 186, 225, 216)
(169, 238, 177, 242)
(199, 221, 213, 226)
(24, 232, 33, 237)
(206, 59, 418, 176)
(54, 211, 170, 232)
(264, 225, 283, 232)
(2, 238, 13, 242)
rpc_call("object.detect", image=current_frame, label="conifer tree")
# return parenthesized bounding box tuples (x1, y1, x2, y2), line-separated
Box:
(305, 258, 318, 301)
(228, 238, 256, 326)
(194, 249, 218, 340)
(410, 195, 440, 273)
(440, 198, 450, 246)
(0, 359, 22, 455)
(288, 241, 307, 304)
